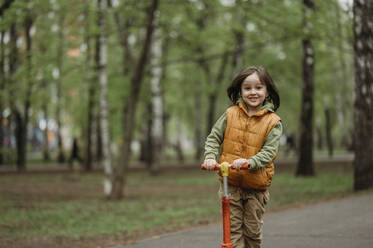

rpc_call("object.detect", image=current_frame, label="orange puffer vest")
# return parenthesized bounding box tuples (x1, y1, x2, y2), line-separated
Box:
(218, 102, 281, 190)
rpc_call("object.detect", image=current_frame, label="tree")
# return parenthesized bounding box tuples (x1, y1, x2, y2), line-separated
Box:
(84, 1, 94, 171)
(6, 11, 34, 171)
(0, 0, 15, 17)
(0, 30, 5, 165)
(55, 10, 66, 163)
(324, 107, 333, 157)
(296, 0, 315, 176)
(149, 27, 163, 175)
(353, 0, 373, 191)
(111, 0, 159, 199)
(96, 0, 113, 196)
(16, 14, 35, 170)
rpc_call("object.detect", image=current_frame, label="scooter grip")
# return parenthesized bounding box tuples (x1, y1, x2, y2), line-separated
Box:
(201, 163, 219, 170)
(241, 162, 250, 170)
(231, 162, 250, 170)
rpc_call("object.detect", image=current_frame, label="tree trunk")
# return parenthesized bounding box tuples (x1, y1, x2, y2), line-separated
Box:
(56, 14, 65, 163)
(324, 108, 333, 158)
(41, 95, 50, 161)
(94, 12, 104, 163)
(232, 30, 244, 76)
(111, 0, 159, 199)
(0, 30, 5, 165)
(149, 28, 163, 175)
(38, 35, 50, 162)
(194, 14, 210, 161)
(316, 125, 323, 150)
(16, 15, 34, 171)
(85, 2, 94, 171)
(96, 111, 103, 161)
(206, 52, 229, 135)
(0, 0, 15, 17)
(194, 80, 203, 161)
(353, 0, 373, 191)
(14, 110, 25, 171)
(175, 117, 184, 163)
(139, 114, 152, 165)
(296, 0, 315, 176)
(8, 23, 18, 166)
(12, 16, 34, 171)
(97, 0, 113, 197)
(107, 0, 134, 74)
(139, 102, 152, 166)
(160, 31, 170, 156)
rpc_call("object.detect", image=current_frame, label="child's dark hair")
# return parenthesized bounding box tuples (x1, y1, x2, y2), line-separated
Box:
(227, 66, 280, 111)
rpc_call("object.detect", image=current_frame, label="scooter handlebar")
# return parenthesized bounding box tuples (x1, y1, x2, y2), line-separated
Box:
(201, 162, 250, 170)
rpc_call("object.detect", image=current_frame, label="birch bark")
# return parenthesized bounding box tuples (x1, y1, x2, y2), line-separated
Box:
(149, 28, 163, 174)
(97, 0, 113, 196)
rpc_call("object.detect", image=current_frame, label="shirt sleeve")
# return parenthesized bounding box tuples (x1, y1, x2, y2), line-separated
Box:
(247, 121, 283, 170)
(203, 112, 227, 161)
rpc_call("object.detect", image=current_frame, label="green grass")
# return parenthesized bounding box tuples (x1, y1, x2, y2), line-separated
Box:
(0, 167, 354, 242)
(268, 171, 353, 208)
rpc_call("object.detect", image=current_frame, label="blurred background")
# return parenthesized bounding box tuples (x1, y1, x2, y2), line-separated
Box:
(0, 0, 354, 171)
(1, 0, 370, 247)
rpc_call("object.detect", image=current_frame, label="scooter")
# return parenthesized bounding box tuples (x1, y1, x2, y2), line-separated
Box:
(201, 162, 249, 248)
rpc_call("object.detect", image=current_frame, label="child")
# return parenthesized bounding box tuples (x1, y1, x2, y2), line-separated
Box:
(204, 66, 282, 248)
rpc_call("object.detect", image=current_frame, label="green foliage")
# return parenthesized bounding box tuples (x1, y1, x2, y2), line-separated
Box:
(0, 0, 354, 159)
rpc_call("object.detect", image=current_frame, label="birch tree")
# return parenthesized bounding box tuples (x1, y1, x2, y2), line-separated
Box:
(97, 0, 113, 196)
(149, 27, 163, 174)
(353, 0, 373, 190)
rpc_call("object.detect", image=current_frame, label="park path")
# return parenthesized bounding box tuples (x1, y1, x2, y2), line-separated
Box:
(113, 192, 373, 248)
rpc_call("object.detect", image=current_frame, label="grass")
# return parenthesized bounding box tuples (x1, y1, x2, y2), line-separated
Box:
(0, 164, 354, 247)
(268, 171, 353, 208)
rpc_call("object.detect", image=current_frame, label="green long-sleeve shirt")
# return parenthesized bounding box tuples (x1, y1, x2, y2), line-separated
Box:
(204, 100, 283, 170)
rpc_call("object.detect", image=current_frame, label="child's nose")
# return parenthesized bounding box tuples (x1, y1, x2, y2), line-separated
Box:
(249, 89, 257, 94)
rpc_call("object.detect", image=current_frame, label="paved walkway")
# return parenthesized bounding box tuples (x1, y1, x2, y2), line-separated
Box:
(114, 192, 373, 248)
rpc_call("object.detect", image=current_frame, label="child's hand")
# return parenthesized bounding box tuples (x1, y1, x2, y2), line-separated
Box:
(232, 158, 250, 170)
(204, 159, 217, 170)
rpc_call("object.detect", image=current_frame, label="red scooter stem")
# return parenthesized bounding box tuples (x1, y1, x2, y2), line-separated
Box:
(221, 196, 233, 248)
(201, 162, 249, 248)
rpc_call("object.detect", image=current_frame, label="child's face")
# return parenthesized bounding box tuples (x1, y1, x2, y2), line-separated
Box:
(240, 72, 268, 112)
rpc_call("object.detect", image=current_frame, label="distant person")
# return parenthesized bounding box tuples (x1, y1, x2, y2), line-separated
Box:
(68, 137, 83, 169)
(285, 132, 296, 156)
(203, 66, 282, 248)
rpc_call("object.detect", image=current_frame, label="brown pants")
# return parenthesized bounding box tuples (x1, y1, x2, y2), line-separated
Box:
(219, 184, 270, 248)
